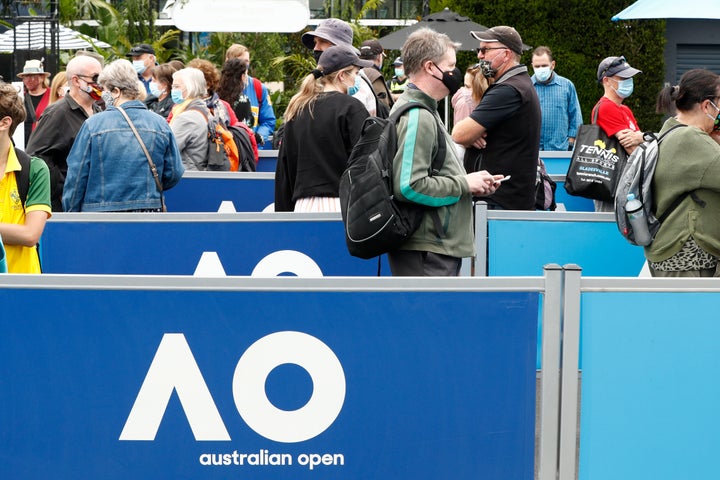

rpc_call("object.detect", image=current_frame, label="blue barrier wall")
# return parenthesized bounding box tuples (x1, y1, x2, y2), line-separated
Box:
(577, 286, 720, 480)
(40, 213, 390, 276)
(164, 172, 275, 213)
(0, 277, 539, 480)
(485, 211, 645, 276)
(257, 150, 277, 173)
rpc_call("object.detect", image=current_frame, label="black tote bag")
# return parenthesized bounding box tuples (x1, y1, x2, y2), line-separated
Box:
(564, 106, 627, 202)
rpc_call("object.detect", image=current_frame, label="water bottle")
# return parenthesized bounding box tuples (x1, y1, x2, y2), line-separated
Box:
(626, 193, 652, 246)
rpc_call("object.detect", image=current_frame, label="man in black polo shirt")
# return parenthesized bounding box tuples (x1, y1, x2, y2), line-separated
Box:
(452, 26, 541, 210)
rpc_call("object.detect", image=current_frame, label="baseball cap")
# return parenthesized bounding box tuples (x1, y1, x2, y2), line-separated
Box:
(470, 26, 523, 55)
(392, 56, 403, 66)
(126, 44, 155, 57)
(302, 18, 354, 49)
(597, 56, 642, 81)
(317, 45, 373, 75)
(359, 39, 385, 59)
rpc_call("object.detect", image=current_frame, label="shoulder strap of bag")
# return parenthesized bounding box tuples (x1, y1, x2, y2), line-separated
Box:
(253, 78, 263, 105)
(15, 149, 32, 211)
(116, 106, 166, 212)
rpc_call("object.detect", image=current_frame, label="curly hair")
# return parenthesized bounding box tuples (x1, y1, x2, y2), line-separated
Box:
(187, 58, 219, 95)
(0, 83, 26, 136)
(216, 58, 247, 104)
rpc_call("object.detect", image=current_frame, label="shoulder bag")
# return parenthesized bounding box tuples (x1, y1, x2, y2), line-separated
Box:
(564, 103, 628, 202)
(116, 105, 167, 212)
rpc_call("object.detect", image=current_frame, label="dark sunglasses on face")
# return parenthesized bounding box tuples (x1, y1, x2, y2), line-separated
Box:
(475, 46, 508, 55)
(77, 74, 100, 83)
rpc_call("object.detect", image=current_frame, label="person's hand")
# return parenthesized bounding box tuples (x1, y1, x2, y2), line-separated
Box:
(466, 171, 504, 196)
(254, 132, 264, 146)
(471, 132, 488, 149)
(616, 129, 643, 150)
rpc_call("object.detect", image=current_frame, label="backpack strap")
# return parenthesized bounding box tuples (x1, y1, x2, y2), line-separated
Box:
(15, 149, 32, 211)
(252, 78, 263, 105)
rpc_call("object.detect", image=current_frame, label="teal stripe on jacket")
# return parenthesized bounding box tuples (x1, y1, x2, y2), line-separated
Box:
(399, 107, 461, 207)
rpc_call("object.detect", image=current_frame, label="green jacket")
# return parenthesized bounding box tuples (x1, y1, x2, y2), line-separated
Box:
(646, 117, 720, 262)
(391, 88, 474, 258)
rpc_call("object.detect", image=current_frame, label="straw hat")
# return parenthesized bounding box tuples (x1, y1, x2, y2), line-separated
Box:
(17, 59, 51, 78)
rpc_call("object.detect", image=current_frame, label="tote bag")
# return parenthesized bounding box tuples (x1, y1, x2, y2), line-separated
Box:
(564, 106, 627, 202)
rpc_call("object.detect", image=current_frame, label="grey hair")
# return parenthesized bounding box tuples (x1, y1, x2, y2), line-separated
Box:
(97, 59, 141, 99)
(401, 27, 459, 76)
(172, 67, 207, 99)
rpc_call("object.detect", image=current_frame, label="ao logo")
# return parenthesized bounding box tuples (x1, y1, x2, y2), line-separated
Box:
(119, 331, 345, 443)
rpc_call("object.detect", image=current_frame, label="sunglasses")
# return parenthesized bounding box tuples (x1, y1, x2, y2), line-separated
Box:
(600, 56, 627, 79)
(475, 46, 508, 55)
(77, 73, 100, 83)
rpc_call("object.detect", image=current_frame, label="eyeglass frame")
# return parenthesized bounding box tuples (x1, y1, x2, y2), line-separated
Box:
(76, 73, 100, 84)
(475, 46, 508, 55)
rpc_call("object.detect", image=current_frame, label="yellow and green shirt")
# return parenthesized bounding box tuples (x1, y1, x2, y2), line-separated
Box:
(0, 146, 51, 273)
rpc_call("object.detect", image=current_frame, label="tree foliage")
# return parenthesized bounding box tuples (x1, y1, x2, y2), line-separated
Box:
(440, 0, 666, 130)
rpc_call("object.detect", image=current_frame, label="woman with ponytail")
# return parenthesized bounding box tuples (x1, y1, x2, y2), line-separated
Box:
(645, 69, 720, 276)
(274, 45, 372, 212)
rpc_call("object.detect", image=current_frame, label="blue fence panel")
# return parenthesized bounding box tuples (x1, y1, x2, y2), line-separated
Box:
(0, 280, 538, 480)
(164, 173, 275, 213)
(487, 212, 645, 276)
(579, 290, 720, 480)
(40, 213, 389, 276)
(257, 150, 278, 173)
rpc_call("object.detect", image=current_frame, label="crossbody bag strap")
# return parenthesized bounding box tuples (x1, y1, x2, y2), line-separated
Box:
(116, 105, 166, 212)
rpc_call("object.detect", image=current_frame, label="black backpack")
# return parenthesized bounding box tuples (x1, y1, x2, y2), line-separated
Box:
(339, 102, 445, 259)
(227, 124, 256, 172)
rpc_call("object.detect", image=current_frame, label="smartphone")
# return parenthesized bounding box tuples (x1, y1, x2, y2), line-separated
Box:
(495, 175, 511, 184)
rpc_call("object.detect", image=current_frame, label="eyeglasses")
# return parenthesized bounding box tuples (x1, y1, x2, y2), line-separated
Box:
(475, 47, 508, 55)
(77, 74, 99, 83)
(599, 56, 626, 79)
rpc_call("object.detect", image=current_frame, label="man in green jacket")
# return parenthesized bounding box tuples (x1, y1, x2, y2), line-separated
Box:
(388, 27, 504, 276)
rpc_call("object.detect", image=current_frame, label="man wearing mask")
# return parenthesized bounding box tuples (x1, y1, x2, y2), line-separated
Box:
(592, 55, 644, 212)
(126, 43, 156, 94)
(387, 27, 502, 276)
(452, 26, 541, 210)
(594, 56, 644, 154)
(531, 46, 582, 151)
(388, 57, 408, 101)
(301, 18, 377, 116)
(26, 54, 103, 212)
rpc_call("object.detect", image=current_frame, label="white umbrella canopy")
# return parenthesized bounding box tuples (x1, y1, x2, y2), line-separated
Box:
(612, 0, 720, 20)
(0, 21, 111, 52)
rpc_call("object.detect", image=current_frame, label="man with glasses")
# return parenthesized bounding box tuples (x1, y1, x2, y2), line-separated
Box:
(27, 54, 103, 211)
(593, 55, 643, 211)
(452, 26, 541, 210)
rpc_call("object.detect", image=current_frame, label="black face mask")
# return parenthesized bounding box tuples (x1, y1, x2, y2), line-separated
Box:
(432, 63, 463, 96)
(477, 60, 496, 79)
(313, 50, 323, 63)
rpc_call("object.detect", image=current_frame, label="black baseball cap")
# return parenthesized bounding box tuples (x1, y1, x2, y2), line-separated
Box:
(126, 44, 155, 57)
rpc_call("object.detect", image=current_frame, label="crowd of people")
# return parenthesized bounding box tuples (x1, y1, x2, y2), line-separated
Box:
(2, 18, 719, 277)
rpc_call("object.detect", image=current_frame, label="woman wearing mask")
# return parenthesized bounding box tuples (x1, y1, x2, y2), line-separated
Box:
(144, 63, 177, 119)
(49, 71, 68, 104)
(644, 69, 720, 277)
(168, 67, 211, 170)
(274, 45, 372, 212)
(63, 59, 184, 212)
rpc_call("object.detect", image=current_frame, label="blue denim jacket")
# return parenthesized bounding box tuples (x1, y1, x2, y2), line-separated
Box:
(63, 100, 184, 212)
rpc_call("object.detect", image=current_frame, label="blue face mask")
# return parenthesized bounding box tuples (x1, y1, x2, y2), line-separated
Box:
(614, 78, 634, 99)
(149, 81, 162, 97)
(132, 60, 147, 75)
(534, 66, 552, 83)
(170, 88, 184, 104)
(394, 68, 404, 78)
(347, 75, 362, 96)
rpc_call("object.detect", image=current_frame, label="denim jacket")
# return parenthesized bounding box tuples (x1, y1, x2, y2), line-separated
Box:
(63, 100, 184, 212)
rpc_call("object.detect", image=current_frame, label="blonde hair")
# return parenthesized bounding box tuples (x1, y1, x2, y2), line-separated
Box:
(49, 71, 68, 104)
(283, 66, 352, 122)
(225, 44, 249, 61)
(467, 64, 489, 103)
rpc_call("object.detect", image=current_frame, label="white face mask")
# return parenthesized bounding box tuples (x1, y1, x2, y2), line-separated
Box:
(133, 60, 147, 75)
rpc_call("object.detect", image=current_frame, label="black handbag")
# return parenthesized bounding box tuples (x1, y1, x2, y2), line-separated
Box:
(564, 105, 627, 202)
